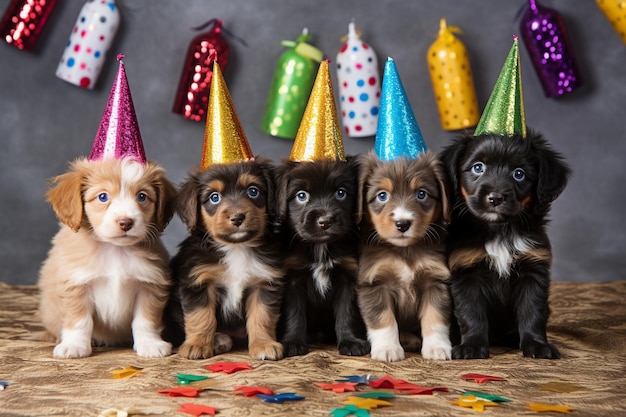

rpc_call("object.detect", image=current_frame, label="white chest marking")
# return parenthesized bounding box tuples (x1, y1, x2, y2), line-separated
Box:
(485, 235, 535, 278)
(311, 244, 336, 297)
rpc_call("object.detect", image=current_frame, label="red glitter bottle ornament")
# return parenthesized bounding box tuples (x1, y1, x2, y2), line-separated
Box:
(519, 0, 583, 98)
(0, 0, 58, 51)
(172, 18, 240, 122)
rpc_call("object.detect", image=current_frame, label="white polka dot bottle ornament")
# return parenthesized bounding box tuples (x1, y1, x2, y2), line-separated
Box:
(336, 21, 380, 138)
(55, 0, 120, 89)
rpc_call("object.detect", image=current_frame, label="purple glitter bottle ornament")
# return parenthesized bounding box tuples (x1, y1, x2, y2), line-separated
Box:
(519, 0, 583, 98)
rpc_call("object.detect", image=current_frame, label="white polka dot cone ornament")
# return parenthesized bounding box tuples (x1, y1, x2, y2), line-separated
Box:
(56, 0, 120, 89)
(336, 21, 381, 138)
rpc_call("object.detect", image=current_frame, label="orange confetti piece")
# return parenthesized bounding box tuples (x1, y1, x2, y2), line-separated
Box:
(528, 403, 574, 413)
(451, 395, 499, 412)
(343, 396, 392, 409)
(316, 382, 358, 393)
(109, 366, 142, 379)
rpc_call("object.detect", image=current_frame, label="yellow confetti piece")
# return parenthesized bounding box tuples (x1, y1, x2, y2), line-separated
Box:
(537, 381, 587, 393)
(451, 395, 499, 412)
(109, 366, 142, 379)
(343, 396, 392, 409)
(528, 403, 574, 413)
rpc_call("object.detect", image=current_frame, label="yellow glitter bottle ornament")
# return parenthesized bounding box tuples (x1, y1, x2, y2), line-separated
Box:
(427, 18, 479, 131)
(596, 0, 626, 45)
(201, 60, 254, 169)
(289, 59, 346, 162)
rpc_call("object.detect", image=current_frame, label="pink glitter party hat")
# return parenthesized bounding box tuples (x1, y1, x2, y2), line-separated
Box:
(88, 54, 146, 164)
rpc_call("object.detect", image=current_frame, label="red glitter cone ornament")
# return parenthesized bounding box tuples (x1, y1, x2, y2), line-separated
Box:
(89, 54, 146, 164)
(0, 0, 58, 51)
(172, 18, 238, 122)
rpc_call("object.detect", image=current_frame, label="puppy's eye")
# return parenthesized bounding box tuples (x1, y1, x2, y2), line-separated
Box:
(247, 186, 260, 199)
(376, 191, 388, 202)
(416, 189, 427, 200)
(513, 168, 526, 181)
(98, 192, 109, 203)
(295, 191, 310, 203)
(209, 192, 221, 204)
(336, 188, 347, 200)
(472, 162, 485, 174)
(137, 192, 148, 203)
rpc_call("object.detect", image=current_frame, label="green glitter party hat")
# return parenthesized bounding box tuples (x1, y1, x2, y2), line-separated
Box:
(474, 36, 526, 138)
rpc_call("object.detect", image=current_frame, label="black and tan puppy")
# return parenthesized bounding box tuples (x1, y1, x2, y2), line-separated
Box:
(276, 158, 369, 357)
(440, 131, 570, 359)
(168, 157, 284, 360)
(357, 151, 452, 362)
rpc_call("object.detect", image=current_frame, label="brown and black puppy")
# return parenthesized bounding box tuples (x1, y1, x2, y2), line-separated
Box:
(357, 151, 452, 362)
(167, 157, 284, 360)
(276, 158, 369, 357)
(439, 131, 570, 359)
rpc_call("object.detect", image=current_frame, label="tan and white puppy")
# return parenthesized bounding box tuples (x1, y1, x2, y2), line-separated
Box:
(38, 157, 177, 358)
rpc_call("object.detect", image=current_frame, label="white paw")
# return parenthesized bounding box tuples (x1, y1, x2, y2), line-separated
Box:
(135, 340, 172, 358)
(421, 334, 452, 360)
(371, 344, 405, 362)
(53, 342, 92, 358)
(368, 324, 404, 362)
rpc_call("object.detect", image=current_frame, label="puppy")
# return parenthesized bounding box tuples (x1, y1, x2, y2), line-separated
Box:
(439, 131, 570, 359)
(276, 158, 369, 357)
(38, 157, 177, 358)
(357, 151, 452, 362)
(169, 157, 284, 360)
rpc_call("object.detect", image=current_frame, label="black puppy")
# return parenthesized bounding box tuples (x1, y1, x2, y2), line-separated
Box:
(440, 131, 570, 359)
(276, 158, 370, 357)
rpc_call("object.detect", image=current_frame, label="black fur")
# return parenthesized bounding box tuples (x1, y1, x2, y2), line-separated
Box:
(276, 158, 369, 357)
(439, 131, 571, 359)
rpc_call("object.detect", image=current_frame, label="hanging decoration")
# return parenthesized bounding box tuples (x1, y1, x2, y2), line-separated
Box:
(0, 0, 58, 51)
(55, 0, 120, 90)
(427, 18, 479, 131)
(172, 18, 242, 122)
(260, 28, 324, 140)
(519, 0, 583, 98)
(336, 20, 381, 138)
(595, 0, 626, 45)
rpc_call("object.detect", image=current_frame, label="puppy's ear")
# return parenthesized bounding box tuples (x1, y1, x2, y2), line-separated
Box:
(46, 158, 89, 232)
(275, 160, 296, 224)
(529, 131, 571, 205)
(176, 171, 202, 232)
(355, 152, 377, 224)
(438, 134, 472, 199)
(151, 166, 178, 233)
(428, 153, 451, 224)
(254, 157, 279, 228)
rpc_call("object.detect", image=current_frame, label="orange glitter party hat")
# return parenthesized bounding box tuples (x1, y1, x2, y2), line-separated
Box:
(201, 60, 253, 169)
(289, 59, 346, 162)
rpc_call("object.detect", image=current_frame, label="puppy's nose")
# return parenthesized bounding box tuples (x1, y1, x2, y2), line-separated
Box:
(318, 216, 334, 230)
(118, 218, 134, 232)
(395, 219, 411, 233)
(230, 213, 245, 227)
(487, 192, 504, 207)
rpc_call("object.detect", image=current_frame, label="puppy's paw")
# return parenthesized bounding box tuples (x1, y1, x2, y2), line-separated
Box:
(370, 344, 405, 362)
(214, 333, 233, 355)
(522, 342, 560, 359)
(451, 344, 489, 359)
(250, 340, 283, 361)
(53, 342, 92, 359)
(338, 339, 370, 356)
(135, 340, 172, 358)
(421, 335, 452, 360)
(179, 341, 214, 360)
(282, 341, 309, 357)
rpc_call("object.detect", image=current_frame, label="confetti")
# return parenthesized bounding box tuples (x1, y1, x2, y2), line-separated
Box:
(528, 403, 574, 413)
(176, 374, 209, 385)
(0, 381, 9, 390)
(176, 403, 217, 416)
(234, 386, 274, 397)
(353, 392, 396, 399)
(330, 404, 371, 417)
(464, 391, 512, 403)
(343, 396, 392, 410)
(157, 387, 202, 398)
(316, 382, 358, 393)
(336, 375, 379, 385)
(204, 362, 253, 374)
(367, 375, 408, 389)
(110, 366, 142, 379)
(400, 385, 449, 395)
(537, 381, 587, 393)
(256, 392, 305, 403)
(460, 373, 506, 384)
(451, 395, 499, 412)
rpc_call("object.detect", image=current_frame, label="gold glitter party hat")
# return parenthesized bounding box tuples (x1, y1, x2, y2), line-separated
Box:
(474, 36, 527, 138)
(201, 61, 254, 169)
(289, 59, 346, 162)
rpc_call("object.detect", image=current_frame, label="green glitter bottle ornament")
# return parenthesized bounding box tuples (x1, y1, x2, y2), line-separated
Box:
(261, 28, 324, 139)
(474, 36, 526, 138)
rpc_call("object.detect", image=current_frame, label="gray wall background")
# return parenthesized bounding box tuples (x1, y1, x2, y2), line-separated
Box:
(1, 0, 624, 284)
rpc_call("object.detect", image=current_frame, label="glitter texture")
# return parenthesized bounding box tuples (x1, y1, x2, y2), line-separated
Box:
(89, 55, 146, 164)
(201, 61, 253, 169)
(261, 29, 323, 139)
(374, 57, 427, 161)
(289, 60, 345, 162)
(596, 0, 626, 45)
(520, 0, 583, 98)
(427, 18, 479, 130)
(0, 0, 58, 51)
(474, 37, 526, 138)
(336, 21, 380, 138)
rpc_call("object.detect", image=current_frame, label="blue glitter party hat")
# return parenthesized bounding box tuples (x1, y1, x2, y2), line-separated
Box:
(374, 57, 427, 161)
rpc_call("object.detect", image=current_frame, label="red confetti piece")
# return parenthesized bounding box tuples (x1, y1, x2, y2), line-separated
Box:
(368, 374, 409, 389)
(177, 403, 217, 416)
(461, 373, 506, 384)
(233, 386, 274, 397)
(157, 387, 202, 397)
(204, 361, 252, 374)
(316, 382, 358, 393)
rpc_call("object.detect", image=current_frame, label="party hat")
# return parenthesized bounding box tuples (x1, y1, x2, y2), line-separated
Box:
(289, 59, 346, 162)
(474, 36, 526, 138)
(89, 54, 146, 164)
(201, 60, 254, 169)
(374, 57, 427, 161)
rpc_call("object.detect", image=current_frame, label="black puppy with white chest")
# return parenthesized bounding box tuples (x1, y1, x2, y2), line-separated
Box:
(276, 158, 369, 357)
(440, 131, 570, 360)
